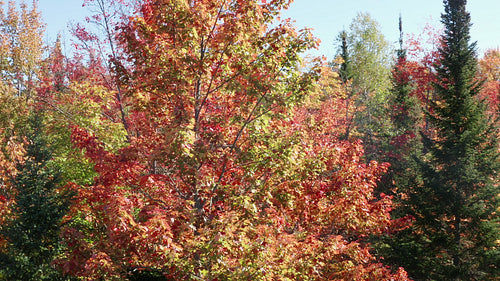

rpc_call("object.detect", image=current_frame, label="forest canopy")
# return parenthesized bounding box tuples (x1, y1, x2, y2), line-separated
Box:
(0, 0, 498, 280)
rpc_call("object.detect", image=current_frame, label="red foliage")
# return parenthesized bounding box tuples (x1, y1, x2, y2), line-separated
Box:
(54, 1, 411, 280)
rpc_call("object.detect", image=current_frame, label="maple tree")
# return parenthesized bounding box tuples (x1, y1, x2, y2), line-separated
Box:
(10, 0, 500, 279)
(36, 39, 101, 187)
(72, 0, 136, 142)
(49, 0, 411, 280)
(478, 48, 500, 119)
(37, 0, 137, 186)
(45, 0, 132, 151)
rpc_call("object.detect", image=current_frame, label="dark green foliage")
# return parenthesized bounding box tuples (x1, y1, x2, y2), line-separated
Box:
(374, 14, 422, 201)
(388, 15, 421, 153)
(373, 16, 425, 276)
(384, 0, 500, 279)
(127, 267, 171, 281)
(338, 30, 350, 84)
(0, 113, 74, 281)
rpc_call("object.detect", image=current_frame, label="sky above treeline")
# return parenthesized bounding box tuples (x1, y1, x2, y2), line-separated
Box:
(37, 0, 500, 59)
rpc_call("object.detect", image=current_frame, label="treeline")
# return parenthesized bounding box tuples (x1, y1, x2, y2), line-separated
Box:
(0, 0, 498, 280)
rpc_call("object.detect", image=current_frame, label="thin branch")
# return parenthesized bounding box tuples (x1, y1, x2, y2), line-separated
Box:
(211, 88, 270, 194)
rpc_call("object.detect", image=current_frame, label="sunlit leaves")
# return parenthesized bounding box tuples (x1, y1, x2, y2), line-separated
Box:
(0, 0, 45, 100)
(48, 0, 410, 279)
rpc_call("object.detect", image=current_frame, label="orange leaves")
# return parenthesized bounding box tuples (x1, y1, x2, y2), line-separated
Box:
(0, 133, 24, 186)
(56, 0, 411, 279)
(256, 70, 411, 279)
(479, 49, 500, 119)
(281, 134, 395, 236)
(0, 133, 24, 252)
(479, 48, 500, 81)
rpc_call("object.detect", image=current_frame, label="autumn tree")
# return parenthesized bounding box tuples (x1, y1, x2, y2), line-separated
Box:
(0, 1, 61, 195)
(373, 15, 426, 276)
(337, 30, 350, 84)
(0, 113, 74, 281)
(34, 0, 137, 187)
(0, 0, 44, 100)
(0, 0, 45, 142)
(329, 30, 358, 141)
(35, 38, 100, 187)
(72, 0, 136, 142)
(56, 0, 410, 280)
(345, 12, 392, 101)
(478, 48, 500, 118)
(334, 12, 393, 159)
(396, 0, 500, 279)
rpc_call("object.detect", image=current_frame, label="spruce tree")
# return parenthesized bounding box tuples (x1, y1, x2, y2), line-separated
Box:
(373, 15, 426, 276)
(377, 15, 422, 203)
(387, 14, 422, 165)
(334, 29, 354, 140)
(403, 0, 499, 279)
(338, 30, 350, 84)
(0, 113, 74, 280)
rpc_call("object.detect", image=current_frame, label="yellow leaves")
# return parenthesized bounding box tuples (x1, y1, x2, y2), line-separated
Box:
(0, 0, 44, 99)
(0, 131, 24, 194)
(0, 80, 28, 122)
(183, 117, 197, 154)
(51, 1, 411, 280)
(479, 48, 500, 81)
(235, 194, 258, 215)
(59, 81, 128, 151)
(131, 91, 150, 109)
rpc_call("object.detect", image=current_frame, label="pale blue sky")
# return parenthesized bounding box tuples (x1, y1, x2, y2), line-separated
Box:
(36, 0, 500, 59)
(281, 0, 500, 59)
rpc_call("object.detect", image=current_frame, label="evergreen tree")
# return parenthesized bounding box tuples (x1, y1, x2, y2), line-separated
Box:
(338, 30, 350, 84)
(395, 0, 499, 279)
(380, 15, 423, 200)
(373, 15, 425, 276)
(0, 113, 74, 281)
(332, 29, 355, 140)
